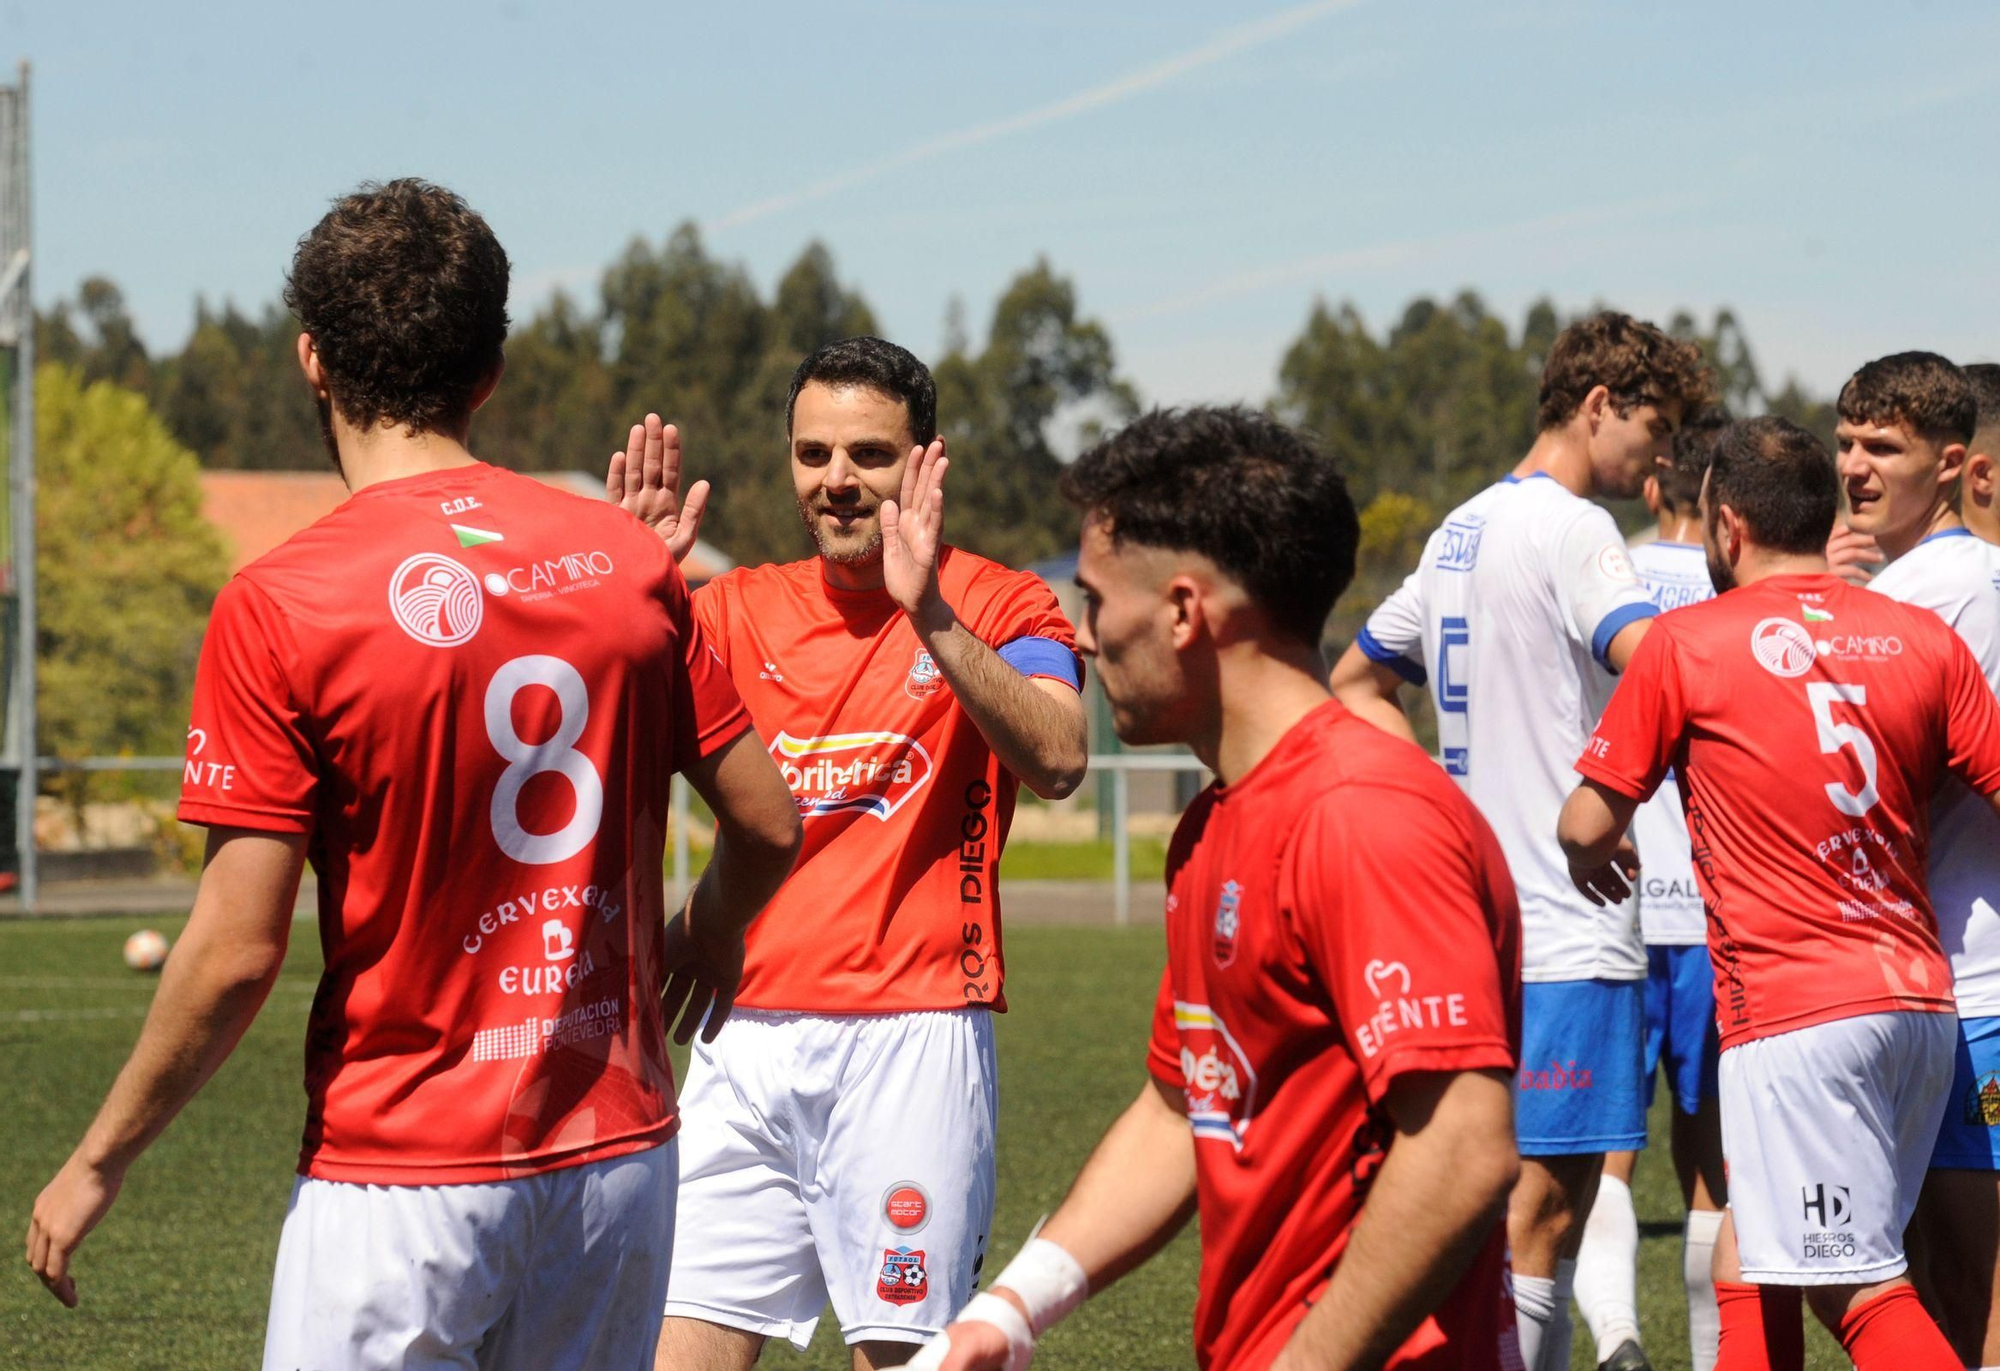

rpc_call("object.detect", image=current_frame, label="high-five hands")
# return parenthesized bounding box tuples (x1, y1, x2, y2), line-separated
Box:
(881, 439, 949, 623)
(606, 413, 710, 564)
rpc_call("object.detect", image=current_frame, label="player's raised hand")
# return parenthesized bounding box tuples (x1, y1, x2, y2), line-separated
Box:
(26, 1152, 124, 1308)
(1570, 837, 1640, 908)
(1826, 523, 1882, 586)
(881, 439, 949, 623)
(606, 413, 711, 565)
(659, 898, 746, 1047)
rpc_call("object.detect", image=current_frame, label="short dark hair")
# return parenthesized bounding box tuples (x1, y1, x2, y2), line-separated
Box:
(1705, 417, 1839, 556)
(1061, 406, 1358, 646)
(1964, 363, 2000, 447)
(1836, 351, 1975, 447)
(1660, 408, 1728, 514)
(284, 179, 510, 435)
(1537, 311, 1714, 430)
(785, 336, 937, 446)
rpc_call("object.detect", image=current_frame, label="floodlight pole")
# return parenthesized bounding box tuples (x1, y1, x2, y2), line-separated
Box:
(3, 62, 34, 911)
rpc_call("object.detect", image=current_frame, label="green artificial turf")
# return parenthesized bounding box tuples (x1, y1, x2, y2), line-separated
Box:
(1, 915, 1852, 1369)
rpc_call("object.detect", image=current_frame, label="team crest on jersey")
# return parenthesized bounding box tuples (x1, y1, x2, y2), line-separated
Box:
(1174, 1002, 1260, 1150)
(769, 730, 934, 821)
(1966, 1072, 2000, 1128)
(389, 552, 483, 647)
(1750, 617, 1816, 678)
(877, 1247, 929, 1304)
(1211, 880, 1242, 967)
(905, 648, 946, 700)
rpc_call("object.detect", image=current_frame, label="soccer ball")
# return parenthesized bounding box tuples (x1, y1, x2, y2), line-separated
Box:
(123, 929, 170, 973)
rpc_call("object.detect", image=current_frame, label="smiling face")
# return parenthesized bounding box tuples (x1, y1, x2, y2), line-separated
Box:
(1835, 417, 1963, 558)
(1588, 392, 1682, 500)
(1074, 516, 1200, 747)
(790, 381, 916, 566)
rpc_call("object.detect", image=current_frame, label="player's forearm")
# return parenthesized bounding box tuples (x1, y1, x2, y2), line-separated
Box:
(701, 808, 803, 936)
(909, 597, 1087, 801)
(1557, 782, 1630, 869)
(1271, 1071, 1516, 1371)
(1018, 1079, 1197, 1297)
(1328, 645, 1417, 745)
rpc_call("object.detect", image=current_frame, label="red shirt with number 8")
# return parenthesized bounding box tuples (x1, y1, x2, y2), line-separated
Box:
(1576, 573, 2000, 1049)
(178, 464, 749, 1184)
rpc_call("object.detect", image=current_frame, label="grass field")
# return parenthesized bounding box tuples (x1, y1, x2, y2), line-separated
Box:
(2, 915, 1851, 1370)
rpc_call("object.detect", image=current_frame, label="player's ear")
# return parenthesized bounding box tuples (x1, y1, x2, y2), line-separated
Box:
(296, 333, 328, 398)
(1967, 451, 1997, 506)
(1937, 440, 1967, 489)
(1580, 384, 1611, 434)
(1165, 574, 1204, 648)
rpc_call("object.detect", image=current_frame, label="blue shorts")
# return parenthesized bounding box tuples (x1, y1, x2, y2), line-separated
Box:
(1516, 978, 1647, 1156)
(1644, 944, 1720, 1115)
(1931, 1014, 2000, 1171)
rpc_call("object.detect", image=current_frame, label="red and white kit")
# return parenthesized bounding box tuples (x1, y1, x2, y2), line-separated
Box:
(664, 548, 1080, 1348)
(1147, 701, 1521, 1371)
(1577, 573, 2000, 1282)
(180, 464, 748, 1367)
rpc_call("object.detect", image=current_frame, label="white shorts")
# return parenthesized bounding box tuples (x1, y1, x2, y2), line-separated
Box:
(664, 1007, 998, 1349)
(1719, 1011, 1954, 1286)
(262, 1141, 676, 1371)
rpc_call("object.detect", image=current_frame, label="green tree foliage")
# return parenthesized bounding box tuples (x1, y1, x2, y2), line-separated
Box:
(33, 364, 229, 804)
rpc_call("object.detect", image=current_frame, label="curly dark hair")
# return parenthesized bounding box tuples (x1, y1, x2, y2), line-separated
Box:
(1061, 406, 1358, 647)
(284, 178, 510, 435)
(1967, 363, 2000, 446)
(1537, 311, 1714, 431)
(1837, 351, 1976, 447)
(786, 336, 937, 446)
(1659, 407, 1729, 514)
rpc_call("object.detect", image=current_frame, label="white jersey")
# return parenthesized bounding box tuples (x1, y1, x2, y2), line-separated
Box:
(1870, 527, 2000, 1017)
(1626, 539, 1714, 945)
(1359, 472, 1658, 982)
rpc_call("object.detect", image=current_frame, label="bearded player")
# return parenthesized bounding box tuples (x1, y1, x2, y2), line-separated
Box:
(1963, 364, 2000, 545)
(1833, 352, 2000, 1366)
(910, 406, 1523, 1371)
(1559, 416, 2000, 1371)
(1332, 312, 1711, 1371)
(1574, 412, 1731, 1371)
(608, 337, 1087, 1370)
(24, 180, 803, 1369)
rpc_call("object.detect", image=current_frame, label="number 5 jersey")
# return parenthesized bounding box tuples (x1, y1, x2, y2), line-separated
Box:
(178, 463, 750, 1184)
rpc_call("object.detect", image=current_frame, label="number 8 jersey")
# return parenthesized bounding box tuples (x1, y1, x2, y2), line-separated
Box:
(178, 464, 750, 1184)
(1576, 573, 2000, 1049)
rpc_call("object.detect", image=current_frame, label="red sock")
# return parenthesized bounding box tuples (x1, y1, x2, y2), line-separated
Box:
(1715, 1281, 1803, 1371)
(1838, 1284, 1957, 1370)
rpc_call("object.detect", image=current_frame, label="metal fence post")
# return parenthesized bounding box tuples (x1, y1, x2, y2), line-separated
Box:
(671, 773, 689, 905)
(1112, 765, 1130, 927)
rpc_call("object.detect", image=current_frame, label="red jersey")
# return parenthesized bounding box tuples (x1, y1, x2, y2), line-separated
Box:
(1577, 574, 2000, 1049)
(178, 464, 749, 1184)
(1146, 702, 1521, 1371)
(693, 548, 1078, 1012)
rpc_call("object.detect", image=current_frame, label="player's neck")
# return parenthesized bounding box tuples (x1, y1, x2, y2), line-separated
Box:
(335, 422, 481, 494)
(1878, 500, 1962, 564)
(1732, 548, 1830, 587)
(817, 554, 886, 594)
(1197, 646, 1331, 787)
(1655, 511, 1701, 545)
(1514, 427, 1593, 499)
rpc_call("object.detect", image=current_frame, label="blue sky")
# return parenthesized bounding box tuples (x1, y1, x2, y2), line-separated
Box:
(17, 1, 2000, 413)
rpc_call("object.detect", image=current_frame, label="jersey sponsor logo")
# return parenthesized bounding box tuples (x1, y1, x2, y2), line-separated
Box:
(759, 660, 784, 682)
(390, 552, 484, 647)
(1353, 957, 1470, 1061)
(459, 882, 623, 957)
(1811, 632, 1903, 661)
(883, 1182, 931, 1233)
(906, 648, 945, 699)
(1750, 617, 1816, 677)
(959, 780, 998, 1000)
(1640, 875, 1701, 903)
(1644, 575, 1710, 611)
(1966, 1072, 2000, 1128)
(498, 948, 599, 995)
(1212, 880, 1242, 967)
(470, 996, 623, 1062)
(771, 730, 934, 821)
(479, 550, 615, 603)
(1597, 544, 1639, 584)
(183, 726, 236, 792)
(1518, 1060, 1593, 1091)
(1174, 1002, 1260, 1150)
(877, 1247, 929, 1304)
(1436, 515, 1486, 572)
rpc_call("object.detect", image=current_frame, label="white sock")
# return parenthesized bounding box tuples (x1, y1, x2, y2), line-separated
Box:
(1684, 1207, 1723, 1371)
(1575, 1175, 1642, 1356)
(1548, 1258, 1576, 1371)
(1514, 1271, 1556, 1371)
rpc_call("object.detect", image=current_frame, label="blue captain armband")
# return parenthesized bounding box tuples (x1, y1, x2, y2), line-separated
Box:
(1356, 626, 1426, 686)
(998, 636, 1083, 690)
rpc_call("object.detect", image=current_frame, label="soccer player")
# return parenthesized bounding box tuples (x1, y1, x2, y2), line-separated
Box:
(1331, 311, 1712, 1371)
(1963, 363, 2000, 545)
(1832, 352, 2000, 1367)
(23, 180, 803, 1370)
(1573, 412, 1731, 1371)
(607, 338, 1088, 1371)
(908, 406, 1523, 1371)
(1558, 415, 2000, 1371)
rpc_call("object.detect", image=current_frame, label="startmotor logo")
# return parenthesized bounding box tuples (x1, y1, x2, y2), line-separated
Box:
(390, 553, 483, 647)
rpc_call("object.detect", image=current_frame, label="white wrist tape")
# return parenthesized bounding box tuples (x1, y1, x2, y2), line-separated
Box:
(906, 1291, 1035, 1371)
(993, 1237, 1090, 1336)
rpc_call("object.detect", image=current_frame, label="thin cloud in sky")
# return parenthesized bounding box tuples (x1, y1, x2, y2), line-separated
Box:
(1122, 193, 1701, 321)
(705, 0, 1369, 232)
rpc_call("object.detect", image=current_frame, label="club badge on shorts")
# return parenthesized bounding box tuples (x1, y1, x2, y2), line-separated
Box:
(878, 1247, 929, 1304)
(1966, 1071, 2000, 1128)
